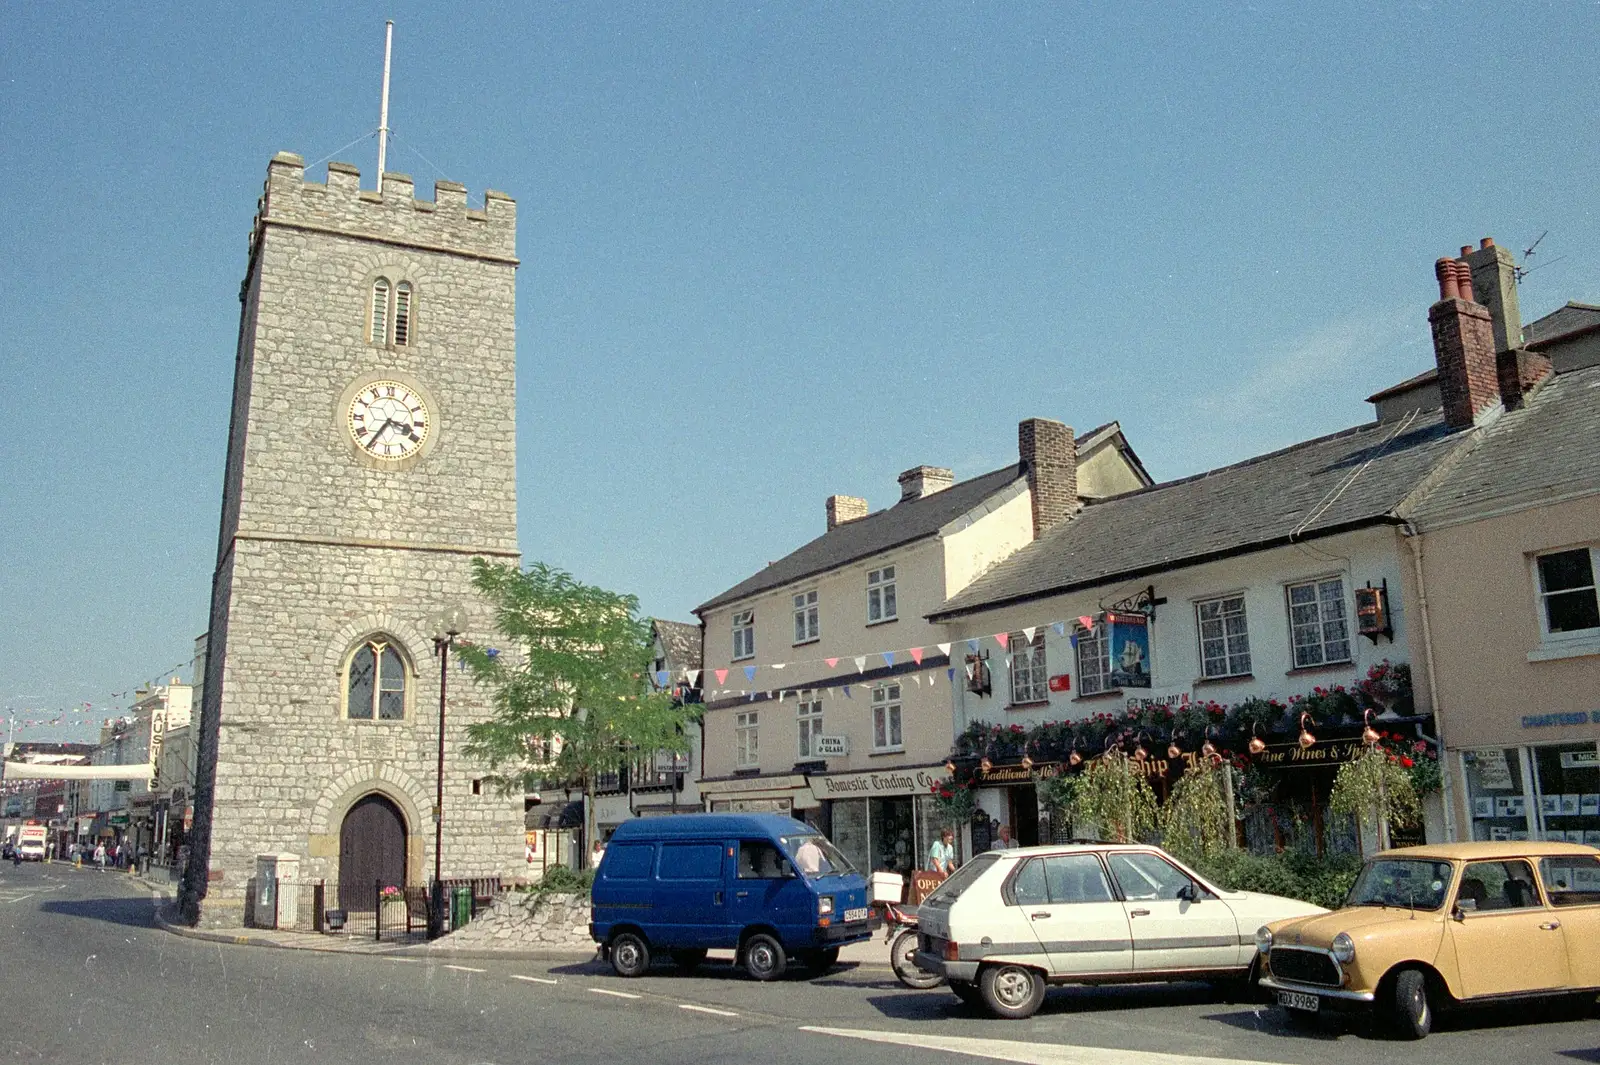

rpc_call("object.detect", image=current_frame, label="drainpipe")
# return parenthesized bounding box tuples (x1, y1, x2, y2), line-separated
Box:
(1402, 522, 1458, 842)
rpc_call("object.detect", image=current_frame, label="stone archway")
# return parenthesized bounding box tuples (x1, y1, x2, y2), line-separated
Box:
(338, 793, 407, 912)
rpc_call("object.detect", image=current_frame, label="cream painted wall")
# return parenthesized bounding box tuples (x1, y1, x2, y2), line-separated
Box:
(941, 480, 1033, 598)
(1078, 441, 1148, 499)
(1415, 494, 1600, 752)
(942, 526, 1419, 739)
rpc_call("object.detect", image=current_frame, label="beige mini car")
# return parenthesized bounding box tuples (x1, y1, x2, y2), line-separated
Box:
(1258, 841, 1600, 1039)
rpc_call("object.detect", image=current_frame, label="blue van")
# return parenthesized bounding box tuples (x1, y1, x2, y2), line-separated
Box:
(590, 813, 871, 980)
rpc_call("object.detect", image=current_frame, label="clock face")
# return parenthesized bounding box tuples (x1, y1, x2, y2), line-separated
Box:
(347, 380, 431, 460)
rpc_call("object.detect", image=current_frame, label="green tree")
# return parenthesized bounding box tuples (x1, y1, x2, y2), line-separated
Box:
(1329, 746, 1421, 852)
(456, 560, 691, 860)
(1160, 760, 1235, 866)
(1065, 751, 1159, 843)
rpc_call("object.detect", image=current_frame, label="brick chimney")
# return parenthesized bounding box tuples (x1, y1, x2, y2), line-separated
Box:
(1018, 418, 1076, 538)
(1429, 257, 1499, 429)
(826, 494, 868, 531)
(897, 465, 954, 502)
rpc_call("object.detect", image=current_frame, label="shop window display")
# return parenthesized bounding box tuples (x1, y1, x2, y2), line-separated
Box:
(1532, 743, 1600, 845)
(831, 798, 870, 875)
(871, 796, 916, 874)
(1463, 748, 1530, 841)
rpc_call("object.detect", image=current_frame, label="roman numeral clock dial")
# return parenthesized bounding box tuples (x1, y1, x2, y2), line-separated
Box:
(347, 380, 431, 460)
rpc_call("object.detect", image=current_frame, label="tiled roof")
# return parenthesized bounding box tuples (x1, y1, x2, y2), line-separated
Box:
(651, 619, 702, 670)
(695, 464, 1025, 614)
(931, 410, 1468, 620)
(1524, 302, 1600, 347)
(1407, 365, 1600, 527)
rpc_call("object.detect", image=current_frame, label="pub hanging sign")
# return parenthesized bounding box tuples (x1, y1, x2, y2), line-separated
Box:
(1106, 612, 1152, 689)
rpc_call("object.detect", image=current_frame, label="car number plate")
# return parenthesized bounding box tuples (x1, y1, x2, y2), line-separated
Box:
(1277, 991, 1320, 1012)
(842, 907, 869, 923)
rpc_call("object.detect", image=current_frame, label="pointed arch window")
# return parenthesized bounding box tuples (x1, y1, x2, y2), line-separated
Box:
(371, 279, 391, 344)
(346, 637, 409, 720)
(393, 282, 412, 345)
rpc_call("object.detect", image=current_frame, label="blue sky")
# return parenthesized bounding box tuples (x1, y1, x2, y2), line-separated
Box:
(2, 2, 1595, 743)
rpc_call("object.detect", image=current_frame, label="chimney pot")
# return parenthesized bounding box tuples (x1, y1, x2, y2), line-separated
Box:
(1460, 245, 1474, 259)
(896, 465, 954, 502)
(1435, 258, 1459, 301)
(825, 494, 869, 531)
(1454, 259, 1477, 303)
(1480, 237, 1494, 249)
(1465, 237, 1524, 354)
(1018, 418, 1077, 539)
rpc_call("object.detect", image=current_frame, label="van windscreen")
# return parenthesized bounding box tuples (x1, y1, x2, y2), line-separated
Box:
(780, 834, 855, 878)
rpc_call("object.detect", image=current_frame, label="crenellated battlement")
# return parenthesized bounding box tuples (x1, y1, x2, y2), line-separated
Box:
(253, 151, 517, 263)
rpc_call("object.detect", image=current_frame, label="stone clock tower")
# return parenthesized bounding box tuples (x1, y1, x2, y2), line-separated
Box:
(181, 153, 525, 925)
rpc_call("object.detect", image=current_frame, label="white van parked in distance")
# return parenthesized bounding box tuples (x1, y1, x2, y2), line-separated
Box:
(914, 842, 1326, 1019)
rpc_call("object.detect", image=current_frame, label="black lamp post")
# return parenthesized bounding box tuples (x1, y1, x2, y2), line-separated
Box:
(429, 604, 468, 938)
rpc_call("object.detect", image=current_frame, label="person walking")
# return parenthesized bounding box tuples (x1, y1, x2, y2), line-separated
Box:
(94, 842, 107, 872)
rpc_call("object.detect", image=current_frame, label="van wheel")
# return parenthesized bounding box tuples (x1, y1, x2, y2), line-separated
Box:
(743, 934, 787, 981)
(980, 963, 1045, 1019)
(1386, 969, 1433, 1039)
(671, 949, 707, 973)
(609, 932, 650, 978)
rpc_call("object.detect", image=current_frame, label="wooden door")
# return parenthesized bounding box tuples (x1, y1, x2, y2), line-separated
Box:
(339, 794, 407, 911)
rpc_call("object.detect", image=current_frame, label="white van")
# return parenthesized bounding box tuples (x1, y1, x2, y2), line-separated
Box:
(914, 842, 1326, 1019)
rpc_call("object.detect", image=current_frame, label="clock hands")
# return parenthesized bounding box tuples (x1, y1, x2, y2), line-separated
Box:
(367, 417, 396, 451)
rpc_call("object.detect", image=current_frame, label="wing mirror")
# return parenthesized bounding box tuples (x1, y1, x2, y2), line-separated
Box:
(780, 859, 797, 879)
(1450, 904, 1465, 922)
(1177, 881, 1200, 903)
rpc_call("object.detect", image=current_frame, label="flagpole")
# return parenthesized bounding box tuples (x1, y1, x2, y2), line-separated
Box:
(376, 20, 394, 193)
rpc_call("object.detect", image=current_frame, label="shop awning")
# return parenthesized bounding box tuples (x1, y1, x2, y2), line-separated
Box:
(525, 800, 583, 830)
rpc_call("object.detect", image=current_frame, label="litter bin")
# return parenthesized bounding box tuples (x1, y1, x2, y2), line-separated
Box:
(452, 886, 471, 930)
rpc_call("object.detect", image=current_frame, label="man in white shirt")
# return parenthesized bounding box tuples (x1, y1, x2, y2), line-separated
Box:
(989, 824, 1018, 851)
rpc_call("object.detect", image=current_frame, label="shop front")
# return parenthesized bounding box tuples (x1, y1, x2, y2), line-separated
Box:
(1460, 728, 1600, 845)
(700, 773, 810, 819)
(807, 765, 950, 876)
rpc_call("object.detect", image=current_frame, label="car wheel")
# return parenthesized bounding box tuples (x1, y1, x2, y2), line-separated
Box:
(951, 980, 983, 1007)
(671, 948, 707, 973)
(980, 964, 1045, 1020)
(743, 933, 787, 981)
(609, 932, 650, 978)
(1387, 969, 1433, 1040)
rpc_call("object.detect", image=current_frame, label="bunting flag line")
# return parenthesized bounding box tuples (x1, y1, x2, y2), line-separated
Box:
(743, 665, 756, 682)
(854, 656, 867, 673)
(842, 685, 852, 698)
(771, 663, 786, 670)
(936, 642, 951, 656)
(825, 657, 838, 668)
(655, 671, 669, 687)
(881, 651, 895, 667)
(715, 668, 728, 684)
(947, 667, 957, 682)
(909, 647, 924, 665)
(1052, 621, 1066, 636)
(686, 670, 700, 685)
(1022, 626, 1037, 643)
(994, 632, 1010, 650)
(966, 639, 980, 653)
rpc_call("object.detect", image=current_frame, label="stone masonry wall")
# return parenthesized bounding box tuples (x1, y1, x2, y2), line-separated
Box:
(432, 892, 595, 952)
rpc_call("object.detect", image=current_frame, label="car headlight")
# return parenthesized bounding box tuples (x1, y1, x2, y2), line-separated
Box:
(1330, 932, 1355, 964)
(818, 895, 834, 915)
(1255, 926, 1273, 954)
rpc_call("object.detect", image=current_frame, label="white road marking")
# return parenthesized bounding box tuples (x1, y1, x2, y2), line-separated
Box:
(798, 1027, 1295, 1065)
(511, 974, 559, 985)
(444, 964, 486, 973)
(678, 1004, 739, 1017)
(588, 988, 641, 1000)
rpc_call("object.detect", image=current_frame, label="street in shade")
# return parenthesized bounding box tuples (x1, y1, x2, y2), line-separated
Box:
(3, 863, 1600, 1065)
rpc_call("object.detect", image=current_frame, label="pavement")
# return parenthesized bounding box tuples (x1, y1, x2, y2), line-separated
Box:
(6, 860, 1600, 1065)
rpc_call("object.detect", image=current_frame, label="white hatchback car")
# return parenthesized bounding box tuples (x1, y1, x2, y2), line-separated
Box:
(914, 843, 1326, 1018)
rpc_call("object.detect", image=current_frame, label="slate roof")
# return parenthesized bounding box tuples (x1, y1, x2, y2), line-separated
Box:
(651, 619, 703, 671)
(1524, 302, 1600, 347)
(931, 410, 1469, 620)
(695, 464, 1025, 614)
(1407, 365, 1600, 527)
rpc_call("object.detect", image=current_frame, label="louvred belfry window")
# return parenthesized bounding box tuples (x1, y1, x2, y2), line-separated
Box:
(371, 279, 391, 343)
(394, 282, 412, 345)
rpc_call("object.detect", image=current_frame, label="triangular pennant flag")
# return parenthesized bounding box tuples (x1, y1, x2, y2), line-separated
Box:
(748, 691, 757, 701)
(910, 674, 922, 686)
(882, 651, 895, 667)
(825, 657, 839, 668)
(1022, 626, 1037, 643)
(1070, 634, 1079, 648)
(1077, 615, 1095, 631)
(994, 632, 1010, 650)
(842, 685, 852, 698)
(1052, 621, 1066, 636)
(655, 670, 669, 687)
(909, 647, 924, 665)
(715, 669, 728, 685)
(936, 642, 951, 656)
(966, 639, 980, 653)
(686, 670, 700, 685)
(854, 656, 867, 673)
(965, 663, 975, 680)
(772, 663, 786, 670)
(744, 665, 757, 682)
(947, 667, 957, 682)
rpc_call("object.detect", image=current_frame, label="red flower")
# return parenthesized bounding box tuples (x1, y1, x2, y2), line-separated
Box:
(1401, 757, 1414, 768)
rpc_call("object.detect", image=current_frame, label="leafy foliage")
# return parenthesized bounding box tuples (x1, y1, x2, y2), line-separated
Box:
(457, 559, 692, 844)
(929, 778, 978, 827)
(1064, 751, 1160, 843)
(1160, 759, 1236, 866)
(1194, 848, 1362, 911)
(1329, 745, 1423, 845)
(517, 864, 595, 897)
